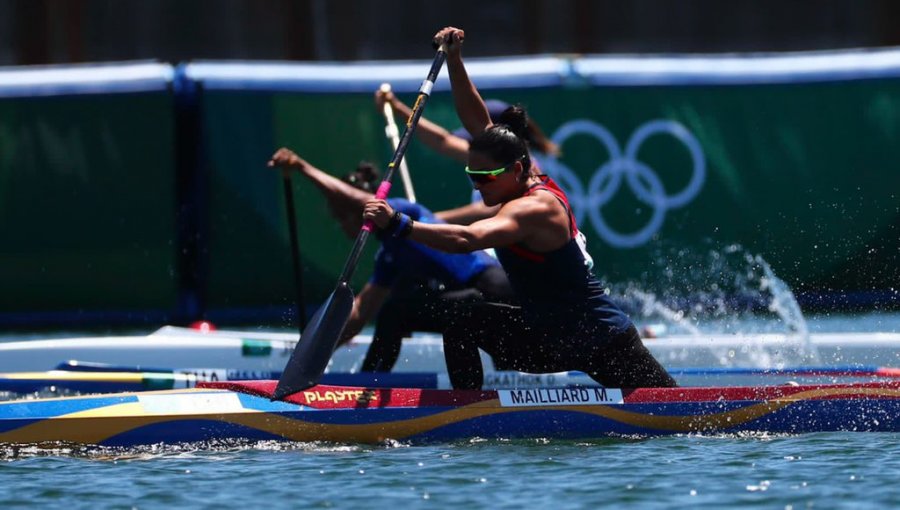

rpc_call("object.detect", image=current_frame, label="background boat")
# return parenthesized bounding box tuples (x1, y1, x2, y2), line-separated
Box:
(2, 326, 898, 384)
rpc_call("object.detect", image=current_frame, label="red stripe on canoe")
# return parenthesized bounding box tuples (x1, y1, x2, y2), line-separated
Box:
(200, 380, 900, 409)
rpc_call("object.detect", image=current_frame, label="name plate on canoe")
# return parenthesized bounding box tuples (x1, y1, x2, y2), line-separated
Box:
(498, 387, 624, 407)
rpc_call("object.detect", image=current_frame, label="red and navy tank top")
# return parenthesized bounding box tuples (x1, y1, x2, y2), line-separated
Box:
(495, 176, 632, 334)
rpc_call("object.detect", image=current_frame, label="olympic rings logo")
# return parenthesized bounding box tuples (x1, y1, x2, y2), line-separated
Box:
(535, 119, 706, 249)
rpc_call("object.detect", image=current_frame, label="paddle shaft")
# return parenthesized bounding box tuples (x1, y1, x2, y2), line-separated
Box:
(381, 83, 417, 202)
(336, 46, 447, 286)
(273, 45, 448, 399)
(282, 173, 308, 331)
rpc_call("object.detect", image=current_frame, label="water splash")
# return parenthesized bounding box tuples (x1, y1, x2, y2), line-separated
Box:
(756, 253, 820, 365)
(626, 288, 701, 336)
(609, 244, 820, 367)
(756, 254, 807, 336)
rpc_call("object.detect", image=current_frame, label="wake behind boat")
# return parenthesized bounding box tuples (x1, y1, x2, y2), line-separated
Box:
(0, 380, 898, 447)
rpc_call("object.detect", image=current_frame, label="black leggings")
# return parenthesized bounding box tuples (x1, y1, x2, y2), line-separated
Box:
(361, 266, 513, 372)
(442, 301, 677, 389)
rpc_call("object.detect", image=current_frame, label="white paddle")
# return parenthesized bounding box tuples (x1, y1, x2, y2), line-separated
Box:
(380, 82, 417, 202)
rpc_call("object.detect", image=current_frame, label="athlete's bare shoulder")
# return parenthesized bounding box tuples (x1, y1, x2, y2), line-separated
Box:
(496, 192, 555, 222)
(493, 191, 568, 249)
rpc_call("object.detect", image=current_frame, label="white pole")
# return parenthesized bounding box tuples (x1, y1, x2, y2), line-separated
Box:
(380, 83, 417, 202)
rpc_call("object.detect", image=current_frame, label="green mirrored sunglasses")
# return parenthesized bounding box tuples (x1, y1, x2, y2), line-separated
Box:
(464, 156, 524, 185)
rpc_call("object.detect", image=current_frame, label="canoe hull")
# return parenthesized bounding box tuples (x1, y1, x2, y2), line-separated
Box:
(1, 381, 898, 447)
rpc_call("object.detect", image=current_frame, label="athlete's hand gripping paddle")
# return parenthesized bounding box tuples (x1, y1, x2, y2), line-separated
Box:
(273, 43, 448, 400)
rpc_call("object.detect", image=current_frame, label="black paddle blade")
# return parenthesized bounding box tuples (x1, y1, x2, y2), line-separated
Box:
(272, 282, 354, 400)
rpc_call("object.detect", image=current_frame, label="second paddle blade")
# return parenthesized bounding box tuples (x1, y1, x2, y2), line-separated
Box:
(273, 282, 354, 400)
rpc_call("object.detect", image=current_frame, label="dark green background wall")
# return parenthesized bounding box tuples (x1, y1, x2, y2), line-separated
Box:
(0, 92, 177, 319)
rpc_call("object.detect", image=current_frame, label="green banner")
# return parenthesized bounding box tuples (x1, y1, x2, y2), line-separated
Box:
(0, 93, 178, 314)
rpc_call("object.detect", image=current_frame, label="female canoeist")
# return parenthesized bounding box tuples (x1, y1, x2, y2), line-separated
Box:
(362, 27, 676, 390)
(268, 148, 513, 372)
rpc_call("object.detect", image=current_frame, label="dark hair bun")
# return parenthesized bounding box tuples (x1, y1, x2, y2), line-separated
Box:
(355, 161, 380, 182)
(496, 104, 529, 141)
(342, 161, 381, 192)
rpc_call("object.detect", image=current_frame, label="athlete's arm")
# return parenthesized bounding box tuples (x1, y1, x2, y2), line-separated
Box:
(435, 201, 501, 225)
(339, 283, 390, 345)
(377, 90, 470, 162)
(268, 147, 371, 208)
(409, 207, 522, 253)
(365, 195, 559, 254)
(434, 27, 493, 138)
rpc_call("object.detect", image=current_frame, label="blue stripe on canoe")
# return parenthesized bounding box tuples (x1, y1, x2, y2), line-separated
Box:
(0, 394, 141, 433)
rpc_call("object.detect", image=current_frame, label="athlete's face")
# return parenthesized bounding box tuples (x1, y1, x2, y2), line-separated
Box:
(466, 150, 522, 206)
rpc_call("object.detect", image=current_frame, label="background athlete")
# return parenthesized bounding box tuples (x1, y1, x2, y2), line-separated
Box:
(268, 147, 513, 372)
